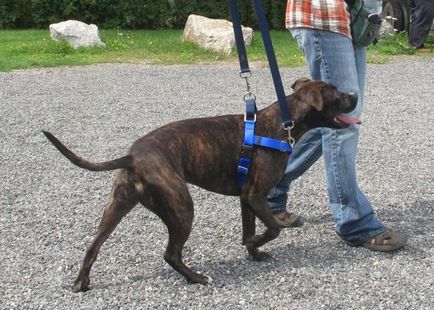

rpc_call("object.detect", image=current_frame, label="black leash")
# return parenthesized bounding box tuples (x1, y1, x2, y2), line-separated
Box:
(251, 0, 293, 129)
(229, 0, 295, 188)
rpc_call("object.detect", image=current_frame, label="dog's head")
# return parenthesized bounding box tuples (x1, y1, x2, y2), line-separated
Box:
(290, 78, 360, 129)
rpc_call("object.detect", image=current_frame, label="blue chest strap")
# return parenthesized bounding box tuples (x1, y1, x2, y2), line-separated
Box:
(237, 99, 293, 189)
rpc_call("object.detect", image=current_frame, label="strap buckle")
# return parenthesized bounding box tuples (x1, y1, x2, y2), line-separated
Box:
(244, 113, 257, 122)
(237, 165, 249, 176)
(240, 144, 254, 158)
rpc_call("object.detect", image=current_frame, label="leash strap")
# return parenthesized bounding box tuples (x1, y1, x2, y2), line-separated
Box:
(230, 0, 294, 189)
(252, 0, 292, 127)
(229, 0, 250, 74)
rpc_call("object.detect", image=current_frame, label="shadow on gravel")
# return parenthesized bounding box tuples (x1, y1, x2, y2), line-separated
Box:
(65, 199, 434, 290)
(375, 200, 433, 234)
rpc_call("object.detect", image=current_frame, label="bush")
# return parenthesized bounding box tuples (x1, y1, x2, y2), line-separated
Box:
(0, 0, 287, 30)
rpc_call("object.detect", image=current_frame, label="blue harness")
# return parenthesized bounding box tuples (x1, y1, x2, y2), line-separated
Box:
(229, 0, 295, 189)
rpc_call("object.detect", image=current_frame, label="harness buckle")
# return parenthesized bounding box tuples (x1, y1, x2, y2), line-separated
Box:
(240, 144, 254, 158)
(244, 113, 257, 122)
(237, 165, 249, 176)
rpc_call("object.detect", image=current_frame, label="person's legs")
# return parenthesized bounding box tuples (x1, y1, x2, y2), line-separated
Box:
(267, 129, 323, 213)
(312, 30, 387, 244)
(409, 0, 434, 48)
(267, 27, 326, 214)
(268, 28, 387, 244)
(409, 0, 417, 45)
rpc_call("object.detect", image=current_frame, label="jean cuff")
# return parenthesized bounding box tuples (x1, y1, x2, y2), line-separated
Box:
(267, 201, 287, 214)
(341, 226, 389, 247)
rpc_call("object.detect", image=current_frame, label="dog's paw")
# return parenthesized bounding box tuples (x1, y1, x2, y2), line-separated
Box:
(205, 275, 214, 285)
(187, 272, 210, 285)
(248, 249, 272, 262)
(73, 276, 90, 292)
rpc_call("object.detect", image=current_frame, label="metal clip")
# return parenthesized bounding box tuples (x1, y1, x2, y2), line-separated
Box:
(239, 71, 252, 79)
(282, 121, 295, 147)
(243, 92, 256, 101)
(240, 71, 256, 101)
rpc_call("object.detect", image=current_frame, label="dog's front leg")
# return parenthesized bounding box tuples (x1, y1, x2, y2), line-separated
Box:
(240, 192, 281, 261)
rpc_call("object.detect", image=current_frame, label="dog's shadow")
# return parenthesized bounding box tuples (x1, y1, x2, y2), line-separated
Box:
(81, 230, 340, 291)
(75, 199, 433, 291)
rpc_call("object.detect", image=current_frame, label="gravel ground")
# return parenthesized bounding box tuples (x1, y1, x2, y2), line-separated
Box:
(1, 57, 433, 309)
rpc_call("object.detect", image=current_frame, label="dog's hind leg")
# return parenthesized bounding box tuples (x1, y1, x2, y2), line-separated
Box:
(164, 215, 209, 285)
(144, 177, 209, 285)
(73, 171, 138, 292)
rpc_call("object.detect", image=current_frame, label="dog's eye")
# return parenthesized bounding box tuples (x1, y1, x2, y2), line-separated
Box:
(321, 87, 337, 98)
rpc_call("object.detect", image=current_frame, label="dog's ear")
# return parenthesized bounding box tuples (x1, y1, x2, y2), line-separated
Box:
(291, 78, 311, 92)
(306, 89, 324, 111)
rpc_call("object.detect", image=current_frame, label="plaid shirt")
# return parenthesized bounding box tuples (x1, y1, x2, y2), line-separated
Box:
(285, 0, 351, 38)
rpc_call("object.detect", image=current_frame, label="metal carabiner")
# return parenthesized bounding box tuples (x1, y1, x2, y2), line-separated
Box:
(282, 121, 296, 147)
(240, 71, 256, 101)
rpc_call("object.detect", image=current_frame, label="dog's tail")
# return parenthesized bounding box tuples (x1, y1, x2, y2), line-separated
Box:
(42, 131, 133, 172)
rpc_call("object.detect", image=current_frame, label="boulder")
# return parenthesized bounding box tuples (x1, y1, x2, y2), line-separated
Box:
(183, 14, 253, 55)
(378, 19, 397, 39)
(49, 20, 106, 49)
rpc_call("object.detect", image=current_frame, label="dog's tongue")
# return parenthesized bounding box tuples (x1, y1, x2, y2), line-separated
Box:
(336, 114, 361, 125)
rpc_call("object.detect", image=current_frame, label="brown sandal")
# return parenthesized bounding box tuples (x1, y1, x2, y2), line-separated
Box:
(362, 230, 407, 252)
(273, 211, 303, 228)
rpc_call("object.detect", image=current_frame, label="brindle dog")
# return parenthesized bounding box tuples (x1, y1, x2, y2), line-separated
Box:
(43, 78, 359, 292)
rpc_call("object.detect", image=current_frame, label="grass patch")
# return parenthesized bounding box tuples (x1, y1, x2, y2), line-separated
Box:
(0, 28, 432, 72)
(369, 32, 416, 55)
(0, 29, 301, 71)
(368, 30, 434, 62)
(0, 29, 221, 71)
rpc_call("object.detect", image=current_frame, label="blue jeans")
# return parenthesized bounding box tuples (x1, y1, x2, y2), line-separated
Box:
(267, 28, 387, 245)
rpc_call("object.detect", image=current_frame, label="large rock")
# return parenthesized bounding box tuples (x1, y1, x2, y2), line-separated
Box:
(378, 19, 396, 39)
(183, 14, 253, 55)
(49, 20, 106, 49)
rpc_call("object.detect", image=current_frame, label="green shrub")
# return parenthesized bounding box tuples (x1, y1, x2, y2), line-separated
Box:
(0, 0, 287, 30)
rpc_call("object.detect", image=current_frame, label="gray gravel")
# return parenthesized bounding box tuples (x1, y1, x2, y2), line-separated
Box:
(1, 57, 433, 309)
